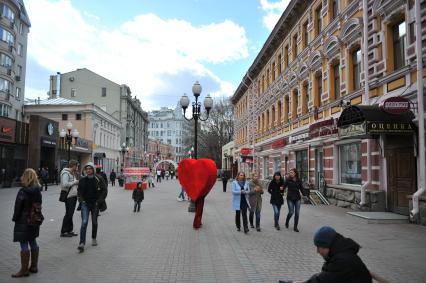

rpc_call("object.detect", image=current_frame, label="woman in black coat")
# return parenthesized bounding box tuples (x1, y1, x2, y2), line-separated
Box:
(267, 172, 284, 230)
(283, 168, 304, 232)
(132, 182, 144, 212)
(12, 168, 42, 278)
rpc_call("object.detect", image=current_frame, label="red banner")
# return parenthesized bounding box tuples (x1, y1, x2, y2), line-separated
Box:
(123, 167, 150, 175)
(240, 148, 253, 155)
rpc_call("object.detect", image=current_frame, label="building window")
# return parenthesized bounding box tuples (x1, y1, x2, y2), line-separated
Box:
(2, 4, 15, 22)
(292, 34, 298, 60)
(0, 103, 10, 117)
(339, 143, 361, 185)
(0, 53, 12, 68)
(62, 114, 68, 120)
(17, 65, 22, 76)
(167, 130, 171, 136)
(277, 101, 282, 124)
(101, 87, 106, 97)
(284, 96, 289, 123)
(296, 150, 308, 181)
(352, 48, 361, 91)
(284, 45, 289, 68)
(266, 69, 270, 87)
(332, 63, 340, 100)
(303, 21, 308, 48)
(262, 75, 265, 93)
(303, 82, 309, 114)
(331, 0, 338, 19)
(19, 22, 23, 35)
(272, 62, 276, 81)
(292, 90, 298, 119)
(277, 53, 282, 75)
(0, 78, 10, 92)
(392, 20, 406, 70)
(271, 106, 275, 128)
(76, 113, 82, 120)
(315, 5, 322, 36)
(71, 88, 76, 97)
(257, 80, 260, 96)
(15, 87, 20, 100)
(17, 43, 23, 56)
(0, 27, 14, 45)
(316, 73, 322, 107)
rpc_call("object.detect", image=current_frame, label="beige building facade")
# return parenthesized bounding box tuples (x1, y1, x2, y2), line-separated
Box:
(232, 0, 426, 222)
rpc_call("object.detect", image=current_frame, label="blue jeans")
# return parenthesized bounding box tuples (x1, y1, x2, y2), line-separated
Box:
(272, 204, 282, 226)
(286, 199, 301, 228)
(19, 239, 38, 251)
(249, 210, 261, 228)
(178, 188, 185, 199)
(79, 202, 99, 245)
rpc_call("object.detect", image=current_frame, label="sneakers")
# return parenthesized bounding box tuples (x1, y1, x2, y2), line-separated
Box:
(177, 197, 183, 202)
(77, 243, 84, 253)
(68, 232, 78, 236)
(60, 233, 72, 237)
(92, 239, 98, 246)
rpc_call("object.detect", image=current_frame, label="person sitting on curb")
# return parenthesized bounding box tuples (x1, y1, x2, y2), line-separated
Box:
(283, 226, 373, 283)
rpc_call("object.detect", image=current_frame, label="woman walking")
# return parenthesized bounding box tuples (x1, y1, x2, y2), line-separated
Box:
(248, 172, 263, 232)
(268, 172, 284, 230)
(12, 168, 43, 278)
(232, 172, 251, 233)
(283, 168, 304, 232)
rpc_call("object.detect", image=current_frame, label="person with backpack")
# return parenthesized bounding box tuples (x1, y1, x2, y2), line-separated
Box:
(77, 162, 107, 253)
(40, 167, 49, 191)
(60, 160, 79, 237)
(132, 182, 144, 212)
(12, 168, 43, 278)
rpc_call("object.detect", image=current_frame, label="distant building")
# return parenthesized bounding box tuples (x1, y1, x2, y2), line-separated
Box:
(146, 139, 175, 169)
(48, 68, 149, 166)
(24, 97, 122, 174)
(148, 105, 189, 163)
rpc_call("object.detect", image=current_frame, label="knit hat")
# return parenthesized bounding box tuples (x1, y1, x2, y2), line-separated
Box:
(313, 226, 337, 248)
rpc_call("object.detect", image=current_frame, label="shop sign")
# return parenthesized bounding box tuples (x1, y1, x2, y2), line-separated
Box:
(309, 118, 338, 139)
(366, 121, 414, 134)
(240, 148, 252, 155)
(0, 118, 16, 143)
(41, 137, 56, 147)
(271, 139, 286, 149)
(289, 132, 309, 143)
(75, 138, 89, 150)
(381, 97, 410, 115)
(338, 122, 366, 138)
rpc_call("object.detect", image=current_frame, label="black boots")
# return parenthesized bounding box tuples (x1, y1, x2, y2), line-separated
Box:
(29, 249, 39, 273)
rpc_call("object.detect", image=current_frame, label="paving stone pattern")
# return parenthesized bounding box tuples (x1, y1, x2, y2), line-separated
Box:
(0, 180, 425, 282)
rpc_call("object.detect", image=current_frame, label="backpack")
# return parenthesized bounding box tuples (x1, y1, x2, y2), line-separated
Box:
(27, 202, 44, 226)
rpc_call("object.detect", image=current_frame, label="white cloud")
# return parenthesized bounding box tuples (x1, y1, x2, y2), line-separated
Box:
(259, 0, 291, 31)
(25, 0, 249, 110)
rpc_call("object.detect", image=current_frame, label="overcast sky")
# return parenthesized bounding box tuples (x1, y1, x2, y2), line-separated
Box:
(24, 0, 290, 110)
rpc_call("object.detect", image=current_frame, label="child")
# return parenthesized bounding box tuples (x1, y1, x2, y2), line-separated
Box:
(132, 182, 144, 212)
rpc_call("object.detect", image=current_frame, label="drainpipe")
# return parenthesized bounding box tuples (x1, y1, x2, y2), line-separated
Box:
(360, 0, 371, 207)
(410, 0, 426, 220)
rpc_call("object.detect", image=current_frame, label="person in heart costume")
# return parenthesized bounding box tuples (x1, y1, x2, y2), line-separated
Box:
(178, 158, 217, 229)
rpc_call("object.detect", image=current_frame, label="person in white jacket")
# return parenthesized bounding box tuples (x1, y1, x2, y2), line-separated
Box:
(60, 160, 79, 237)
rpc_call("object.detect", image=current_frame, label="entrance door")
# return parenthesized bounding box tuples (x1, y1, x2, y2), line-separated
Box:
(315, 148, 324, 189)
(387, 147, 416, 215)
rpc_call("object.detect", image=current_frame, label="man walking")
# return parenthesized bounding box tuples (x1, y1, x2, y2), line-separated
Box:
(77, 162, 107, 253)
(40, 167, 49, 191)
(156, 169, 161, 183)
(60, 160, 79, 237)
(109, 169, 116, 186)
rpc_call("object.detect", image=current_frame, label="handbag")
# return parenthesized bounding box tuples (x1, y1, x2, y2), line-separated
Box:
(59, 189, 69, 202)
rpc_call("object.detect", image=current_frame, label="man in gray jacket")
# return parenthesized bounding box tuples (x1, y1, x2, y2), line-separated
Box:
(60, 160, 79, 237)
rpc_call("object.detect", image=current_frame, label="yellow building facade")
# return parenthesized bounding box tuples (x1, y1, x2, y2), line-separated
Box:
(232, 0, 426, 219)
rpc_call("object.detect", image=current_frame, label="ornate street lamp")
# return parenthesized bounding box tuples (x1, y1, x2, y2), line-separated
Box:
(180, 81, 213, 212)
(59, 121, 79, 163)
(120, 142, 129, 170)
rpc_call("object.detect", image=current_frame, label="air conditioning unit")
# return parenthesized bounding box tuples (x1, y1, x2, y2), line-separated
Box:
(7, 68, 11, 75)
(10, 21, 14, 28)
(15, 75, 20, 81)
(8, 45, 13, 52)
(69, 76, 75, 82)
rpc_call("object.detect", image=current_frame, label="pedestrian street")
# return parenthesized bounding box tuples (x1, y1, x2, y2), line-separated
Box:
(1, 179, 425, 283)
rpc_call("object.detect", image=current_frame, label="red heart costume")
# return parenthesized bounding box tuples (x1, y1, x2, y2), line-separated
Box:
(178, 158, 217, 229)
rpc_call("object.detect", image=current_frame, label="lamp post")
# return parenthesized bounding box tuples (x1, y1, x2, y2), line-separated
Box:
(180, 81, 213, 212)
(120, 142, 129, 170)
(59, 121, 79, 163)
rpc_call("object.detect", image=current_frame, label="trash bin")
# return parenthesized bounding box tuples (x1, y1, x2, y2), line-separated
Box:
(118, 178, 124, 187)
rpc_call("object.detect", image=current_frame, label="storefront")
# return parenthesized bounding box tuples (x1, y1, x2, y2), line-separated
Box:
(0, 118, 30, 187)
(28, 115, 58, 181)
(337, 104, 416, 214)
(58, 137, 92, 171)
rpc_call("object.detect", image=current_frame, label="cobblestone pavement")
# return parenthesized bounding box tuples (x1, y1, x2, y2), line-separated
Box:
(0, 179, 425, 283)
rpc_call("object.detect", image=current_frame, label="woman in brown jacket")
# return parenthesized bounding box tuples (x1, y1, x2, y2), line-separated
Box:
(248, 172, 263, 232)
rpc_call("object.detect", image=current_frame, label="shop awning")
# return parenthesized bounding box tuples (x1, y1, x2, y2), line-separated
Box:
(337, 105, 415, 139)
(93, 152, 106, 158)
